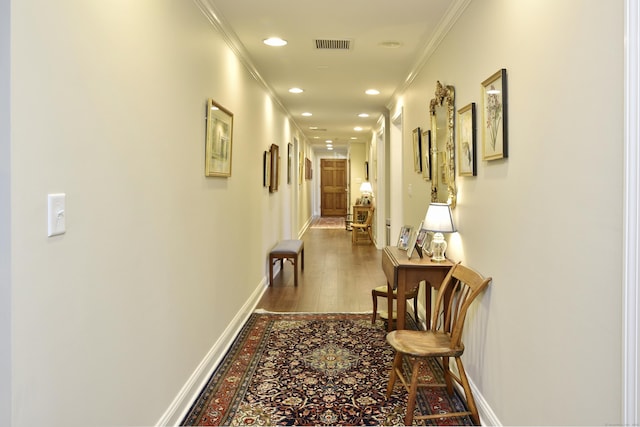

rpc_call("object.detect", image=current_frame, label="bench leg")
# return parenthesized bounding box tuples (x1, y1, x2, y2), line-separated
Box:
(269, 256, 274, 286)
(293, 256, 298, 287)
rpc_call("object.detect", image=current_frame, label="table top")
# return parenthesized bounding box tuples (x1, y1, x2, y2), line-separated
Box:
(383, 246, 455, 268)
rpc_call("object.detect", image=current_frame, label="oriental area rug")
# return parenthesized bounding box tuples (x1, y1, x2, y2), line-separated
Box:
(310, 216, 346, 229)
(181, 312, 473, 426)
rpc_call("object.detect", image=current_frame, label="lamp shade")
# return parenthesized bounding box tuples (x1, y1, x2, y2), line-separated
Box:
(359, 181, 373, 194)
(423, 203, 456, 233)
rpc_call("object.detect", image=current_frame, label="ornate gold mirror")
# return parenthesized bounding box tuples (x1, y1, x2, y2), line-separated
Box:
(429, 81, 457, 208)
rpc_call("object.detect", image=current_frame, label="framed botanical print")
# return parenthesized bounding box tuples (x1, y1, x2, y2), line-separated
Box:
(458, 102, 477, 176)
(205, 99, 233, 177)
(482, 69, 508, 160)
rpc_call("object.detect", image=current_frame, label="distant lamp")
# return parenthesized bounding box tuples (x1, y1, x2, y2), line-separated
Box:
(359, 181, 373, 205)
(423, 203, 456, 262)
(359, 181, 373, 196)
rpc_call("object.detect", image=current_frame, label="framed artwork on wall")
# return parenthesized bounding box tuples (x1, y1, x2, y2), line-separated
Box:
(287, 143, 292, 184)
(482, 69, 508, 160)
(263, 150, 271, 187)
(458, 102, 477, 176)
(421, 129, 431, 181)
(269, 144, 279, 192)
(412, 127, 422, 173)
(205, 98, 233, 177)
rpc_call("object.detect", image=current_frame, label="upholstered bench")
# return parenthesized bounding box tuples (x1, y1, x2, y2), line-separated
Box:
(269, 239, 304, 286)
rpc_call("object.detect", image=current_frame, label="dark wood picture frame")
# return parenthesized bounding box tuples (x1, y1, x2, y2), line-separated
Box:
(458, 102, 477, 176)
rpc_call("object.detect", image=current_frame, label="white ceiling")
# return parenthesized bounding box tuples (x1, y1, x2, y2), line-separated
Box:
(198, 0, 465, 153)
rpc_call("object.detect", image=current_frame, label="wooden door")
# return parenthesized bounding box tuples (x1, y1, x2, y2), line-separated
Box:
(320, 159, 348, 216)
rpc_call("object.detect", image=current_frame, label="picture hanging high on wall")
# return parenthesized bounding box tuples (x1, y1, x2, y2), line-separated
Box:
(205, 98, 233, 177)
(481, 69, 508, 160)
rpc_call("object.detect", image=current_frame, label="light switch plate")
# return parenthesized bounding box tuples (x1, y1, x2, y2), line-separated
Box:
(47, 193, 66, 237)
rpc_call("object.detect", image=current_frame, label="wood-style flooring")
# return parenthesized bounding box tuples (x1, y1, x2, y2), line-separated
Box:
(257, 223, 387, 313)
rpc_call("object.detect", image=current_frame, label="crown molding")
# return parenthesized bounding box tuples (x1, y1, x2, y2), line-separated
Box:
(387, 0, 472, 110)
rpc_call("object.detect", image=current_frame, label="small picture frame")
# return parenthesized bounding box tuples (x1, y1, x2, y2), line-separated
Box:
(397, 225, 413, 250)
(287, 143, 293, 184)
(412, 127, 422, 173)
(458, 102, 477, 176)
(205, 99, 233, 177)
(406, 230, 419, 259)
(421, 129, 431, 181)
(482, 68, 508, 160)
(422, 231, 434, 256)
(415, 227, 428, 248)
(269, 144, 279, 192)
(263, 149, 271, 187)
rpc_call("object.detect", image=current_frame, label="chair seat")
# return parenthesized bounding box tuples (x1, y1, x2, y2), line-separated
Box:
(386, 329, 464, 358)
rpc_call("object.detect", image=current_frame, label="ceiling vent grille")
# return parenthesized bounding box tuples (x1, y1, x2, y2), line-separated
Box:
(314, 39, 352, 50)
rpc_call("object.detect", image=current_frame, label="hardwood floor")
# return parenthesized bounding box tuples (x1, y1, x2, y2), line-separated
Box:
(257, 224, 388, 313)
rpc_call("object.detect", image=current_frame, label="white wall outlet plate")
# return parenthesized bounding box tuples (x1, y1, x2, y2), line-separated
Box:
(47, 193, 66, 237)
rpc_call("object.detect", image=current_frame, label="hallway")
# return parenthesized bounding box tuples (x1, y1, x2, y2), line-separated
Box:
(257, 225, 387, 313)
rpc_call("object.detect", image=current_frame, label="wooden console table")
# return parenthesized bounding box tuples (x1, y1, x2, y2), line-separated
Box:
(381, 246, 454, 331)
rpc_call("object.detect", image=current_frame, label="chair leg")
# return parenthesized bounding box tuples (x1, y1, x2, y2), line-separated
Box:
(442, 356, 454, 395)
(371, 291, 378, 324)
(404, 358, 422, 426)
(455, 356, 480, 425)
(386, 351, 403, 398)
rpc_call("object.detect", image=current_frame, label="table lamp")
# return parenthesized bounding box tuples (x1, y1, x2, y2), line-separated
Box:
(423, 202, 456, 262)
(359, 181, 373, 205)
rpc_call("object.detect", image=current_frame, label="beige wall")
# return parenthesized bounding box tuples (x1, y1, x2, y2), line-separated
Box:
(4, 0, 631, 425)
(8, 1, 311, 425)
(392, 0, 624, 424)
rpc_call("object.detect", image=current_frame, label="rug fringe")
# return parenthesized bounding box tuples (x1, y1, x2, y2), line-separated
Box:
(254, 309, 373, 315)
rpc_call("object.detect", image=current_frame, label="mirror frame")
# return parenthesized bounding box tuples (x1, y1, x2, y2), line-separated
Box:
(429, 81, 457, 208)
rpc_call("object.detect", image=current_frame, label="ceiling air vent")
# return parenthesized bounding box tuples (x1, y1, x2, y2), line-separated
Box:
(314, 39, 352, 50)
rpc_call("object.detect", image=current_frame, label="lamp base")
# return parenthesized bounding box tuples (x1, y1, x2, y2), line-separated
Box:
(430, 232, 447, 262)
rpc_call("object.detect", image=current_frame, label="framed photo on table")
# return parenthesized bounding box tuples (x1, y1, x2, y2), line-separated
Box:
(406, 230, 419, 259)
(397, 225, 413, 250)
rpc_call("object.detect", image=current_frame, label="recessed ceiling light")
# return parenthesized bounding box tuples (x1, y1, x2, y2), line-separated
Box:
(302, 112, 312, 117)
(358, 113, 369, 118)
(309, 126, 319, 130)
(327, 146, 333, 150)
(263, 37, 287, 47)
(350, 137, 357, 140)
(365, 89, 380, 95)
(289, 87, 304, 94)
(354, 126, 363, 131)
(325, 139, 333, 143)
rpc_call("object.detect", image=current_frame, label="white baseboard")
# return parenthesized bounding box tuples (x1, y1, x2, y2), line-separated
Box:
(466, 375, 501, 426)
(155, 279, 268, 426)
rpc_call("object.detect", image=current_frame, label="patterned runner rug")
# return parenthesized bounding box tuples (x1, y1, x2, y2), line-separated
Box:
(310, 216, 346, 229)
(182, 312, 472, 426)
